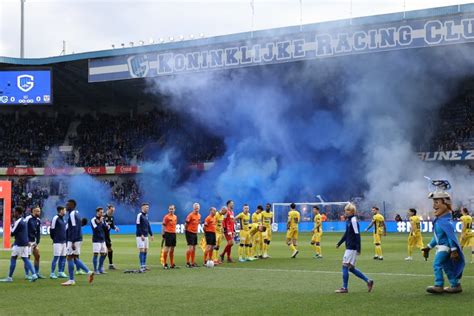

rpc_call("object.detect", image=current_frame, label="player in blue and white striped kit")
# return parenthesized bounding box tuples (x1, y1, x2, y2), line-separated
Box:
(91, 207, 109, 274)
(50, 206, 68, 279)
(0, 206, 38, 283)
(136, 203, 154, 272)
(25, 207, 44, 279)
(335, 203, 374, 293)
(61, 199, 94, 286)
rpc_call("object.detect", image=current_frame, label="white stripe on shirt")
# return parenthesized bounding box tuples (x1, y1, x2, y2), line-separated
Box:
(136, 213, 141, 225)
(70, 211, 77, 226)
(51, 215, 58, 229)
(11, 218, 22, 233)
(351, 216, 359, 234)
(91, 217, 98, 228)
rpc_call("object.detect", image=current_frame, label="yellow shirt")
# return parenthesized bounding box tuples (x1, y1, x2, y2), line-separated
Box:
(373, 213, 385, 234)
(314, 213, 322, 233)
(249, 223, 260, 236)
(287, 210, 300, 230)
(409, 215, 422, 235)
(215, 212, 224, 234)
(236, 212, 251, 231)
(252, 212, 263, 225)
(460, 215, 473, 236)
(262, 211, 273, 227)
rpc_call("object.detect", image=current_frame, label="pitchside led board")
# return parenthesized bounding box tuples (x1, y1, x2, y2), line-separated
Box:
(0, 69, 53, 105)
(0, 181, 12, 249)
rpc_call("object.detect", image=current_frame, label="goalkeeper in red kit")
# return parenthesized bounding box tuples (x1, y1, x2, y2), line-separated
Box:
(220, 200, 236, 263)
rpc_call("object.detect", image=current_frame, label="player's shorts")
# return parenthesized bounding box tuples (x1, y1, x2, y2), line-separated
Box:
(239, 230, 250, 244)
(373, 233, 382, 244)
(53, 243, 67, 256)
(27, 245, 32, 256)
(225, 232, 234, 242)
(185, 231, 198, 246)
(311, 232, 323, 243)
(164, 232, 177, 247)
(262, 226, 272, 241)
(460, 234, 473, 247)
(408, 234, 424, 249)
(93, 242, 107, 253)
(66, 241, 82, 256)
(215, 231, 223, 247)
(342, 249, 359, 266)
(286, 228, 298, 240)
(205, 232, 216, 246)
(136, 237, 149, 249)
(11, 245, 29, 258)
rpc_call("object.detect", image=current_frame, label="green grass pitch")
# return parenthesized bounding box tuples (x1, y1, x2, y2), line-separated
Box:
(0, 233, 472, 315)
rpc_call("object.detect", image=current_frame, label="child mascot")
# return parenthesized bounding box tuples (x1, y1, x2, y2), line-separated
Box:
(422, 182, 465, 294)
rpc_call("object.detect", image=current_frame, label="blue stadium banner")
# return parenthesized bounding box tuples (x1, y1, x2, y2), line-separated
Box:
(36, 221, 472, 235)
(89, 12, 474, 82)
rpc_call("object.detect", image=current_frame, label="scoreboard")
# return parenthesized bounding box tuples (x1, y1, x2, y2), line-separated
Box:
(0, 69, 52, 105)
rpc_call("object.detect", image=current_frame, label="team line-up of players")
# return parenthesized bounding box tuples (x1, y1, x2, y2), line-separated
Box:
(1, 196, 473, 291)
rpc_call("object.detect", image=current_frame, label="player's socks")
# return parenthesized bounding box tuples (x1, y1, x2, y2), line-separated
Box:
(289, 244, 296, 253)
(22, 258, 36, 276)
(138, 252, 144, 267)
(349, 267, 369, 283)
(108, 250, 113, 265)
(51, 256, 59, 274)
(34, 263, 40, 275)
(342, 265, 349, 289)
(191, 250, 196, 264)
(316, 246, 321, 256)
(163, 250, 168, 265)
(170, 250, 175, 266)
(24, 263, 29, 277)
(186, 250, 190, 263)
(143, 252, 148, 267)
(99, 254, 106, 272)
(75, 259, 90, 273)
(59, 256, 66, 273)
(93, 254, 99, 272)
(8, 258, 17, 278)
(67, 259, 75, 281)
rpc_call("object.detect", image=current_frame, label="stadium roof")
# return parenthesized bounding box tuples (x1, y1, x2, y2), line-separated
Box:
(1, 3, 474, 65)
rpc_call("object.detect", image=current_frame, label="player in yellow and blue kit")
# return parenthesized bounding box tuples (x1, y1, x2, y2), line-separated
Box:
(459, 208, 473, 263)
(235, 205, 251, 262)
(365, 206, 386, 260)
(405, 208, 424, 261)
(286, 203, 300, 258)
(261, 203, 273, 258)
(250, 205, 264, 258)
(311, 206, 323, 259)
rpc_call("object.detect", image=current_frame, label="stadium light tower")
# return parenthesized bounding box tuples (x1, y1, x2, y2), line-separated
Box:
(20, 0, 26, 58)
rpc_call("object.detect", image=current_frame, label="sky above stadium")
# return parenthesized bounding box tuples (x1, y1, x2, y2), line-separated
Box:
(0, 0, 471, 58)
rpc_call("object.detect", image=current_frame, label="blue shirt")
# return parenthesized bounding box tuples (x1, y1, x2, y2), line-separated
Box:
(25, 215, 41, 244)
(66, 210, 83, 242)
(50, 214, 67, 244)
(337, 215, 361, 252)
(136, 212, 153, 237)
(91, 216, 108, 243)
(11, 218, 29, 247)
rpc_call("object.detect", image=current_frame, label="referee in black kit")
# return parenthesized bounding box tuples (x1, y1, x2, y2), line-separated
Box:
(104, 204, 120, 269)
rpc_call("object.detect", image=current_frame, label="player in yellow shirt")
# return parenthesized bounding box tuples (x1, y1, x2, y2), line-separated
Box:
(365, 206, 386, 260)
(286, 203, 300, 258)
(311, 206, 323, 259)
(459, 208, 473, 263)
(212, 206, 227, 264)
(235, 204, 252, 262)
(261, 203, 273, 258)
(405, 208, 424, 261)
(248, 222, 267, 256)
(250, 205, 264, 258)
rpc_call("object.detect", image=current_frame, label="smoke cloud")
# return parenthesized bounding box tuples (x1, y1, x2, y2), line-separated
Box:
(142, 44, 474, 220)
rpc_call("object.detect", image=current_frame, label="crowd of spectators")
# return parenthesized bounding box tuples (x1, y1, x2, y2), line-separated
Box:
(10, 177, 49, 212)
(0, 112, 70, 167)
(103, 179, 141, 207)
(423, 92, 474, 152)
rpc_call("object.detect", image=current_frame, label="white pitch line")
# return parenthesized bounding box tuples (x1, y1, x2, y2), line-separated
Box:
(215, 266, 474, 279)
